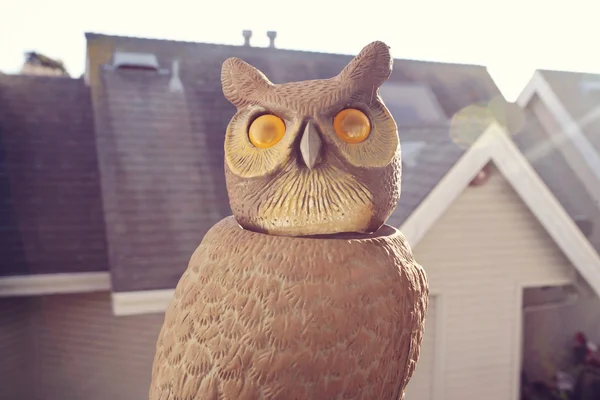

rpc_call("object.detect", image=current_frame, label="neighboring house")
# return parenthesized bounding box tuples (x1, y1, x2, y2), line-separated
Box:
(2, 32, 598, 400)
(515, 70, 600, 383)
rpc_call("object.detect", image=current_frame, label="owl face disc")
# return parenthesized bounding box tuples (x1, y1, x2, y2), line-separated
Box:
(221, 42, 402, 236)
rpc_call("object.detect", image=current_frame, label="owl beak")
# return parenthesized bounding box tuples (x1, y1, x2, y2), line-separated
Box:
(300, 122, 322, 169)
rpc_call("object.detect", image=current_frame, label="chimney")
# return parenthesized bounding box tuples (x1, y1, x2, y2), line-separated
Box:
(169, 60, 184, 93)
(242, 30, 252, 47)
(267, 31, 277, 48)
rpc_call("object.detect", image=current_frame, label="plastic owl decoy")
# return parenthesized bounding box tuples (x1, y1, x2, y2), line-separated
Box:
(150, 41, 429, 400)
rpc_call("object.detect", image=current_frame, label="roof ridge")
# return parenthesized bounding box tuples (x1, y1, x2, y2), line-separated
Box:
(0, 73, 83, 83)
(83, 32, 489, 68)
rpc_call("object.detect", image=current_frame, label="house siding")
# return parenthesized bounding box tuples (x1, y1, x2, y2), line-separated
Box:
(30, 292, 164, 400)
(0, 293, 164, 400)
(412, 165, 574, 400)
(0, 297, 32, 400)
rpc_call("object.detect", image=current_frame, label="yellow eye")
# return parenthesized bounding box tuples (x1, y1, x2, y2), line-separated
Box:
(248, 114, 286, 148)
(333, 108, 371, 143)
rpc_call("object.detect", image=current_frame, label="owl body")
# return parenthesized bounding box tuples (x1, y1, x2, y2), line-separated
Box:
(150, 217, 428, 400)
(150, 41, 429, 399)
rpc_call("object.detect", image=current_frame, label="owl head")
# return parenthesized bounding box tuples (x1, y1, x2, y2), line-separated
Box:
(221, 41, 401, 237)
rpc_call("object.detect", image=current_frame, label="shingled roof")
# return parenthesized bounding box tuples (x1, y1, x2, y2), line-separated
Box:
(83, 33, 502, 292)
(513, 112, 600, 252)
(0, 75, 108, 277)
(538, 69, 600, 153)
(0, 33, 502, 294)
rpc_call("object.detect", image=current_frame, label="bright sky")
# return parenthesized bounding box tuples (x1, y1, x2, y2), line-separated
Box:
(1, 0, 597, 101)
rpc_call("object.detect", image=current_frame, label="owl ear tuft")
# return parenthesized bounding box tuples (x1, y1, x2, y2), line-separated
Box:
(337, 41, 393, 92)
(221, 57, 273, 108)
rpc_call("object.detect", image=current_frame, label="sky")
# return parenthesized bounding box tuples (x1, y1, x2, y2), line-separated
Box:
(1, 0, 598, 101)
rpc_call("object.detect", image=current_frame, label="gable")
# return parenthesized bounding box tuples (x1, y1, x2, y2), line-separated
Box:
(415, 165, 574, 293)
(401, 123, 600, 298)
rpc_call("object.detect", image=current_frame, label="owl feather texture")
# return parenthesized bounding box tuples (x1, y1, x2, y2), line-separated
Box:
(150, 41, 429, 400)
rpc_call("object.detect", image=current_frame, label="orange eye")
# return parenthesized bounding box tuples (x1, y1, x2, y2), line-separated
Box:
(333, 108, 371, 143)
(248, 114, 286, 148)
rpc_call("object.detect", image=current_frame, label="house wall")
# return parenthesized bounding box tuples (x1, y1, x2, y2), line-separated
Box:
(0, 297, 32, 400)
(28, 292, 164, 400)
(412, 165, 574, 400)
(0, 292, 165, 400)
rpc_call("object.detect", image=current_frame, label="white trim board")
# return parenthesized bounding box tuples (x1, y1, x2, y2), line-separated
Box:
(0, 272, 111, 297)
(400, 122, 600, 299)
(112, 289, 175, 316)
(517, 70, 600, 194)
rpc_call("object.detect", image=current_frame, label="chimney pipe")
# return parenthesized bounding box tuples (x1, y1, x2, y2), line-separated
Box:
(242, 30, 252, 47)
(267, 31, 277, 48)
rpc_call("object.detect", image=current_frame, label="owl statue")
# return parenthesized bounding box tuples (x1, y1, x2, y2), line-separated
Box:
(150, 41, 429, 400)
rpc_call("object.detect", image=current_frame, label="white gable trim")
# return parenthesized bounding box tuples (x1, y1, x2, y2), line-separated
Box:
(517, 71, 600, 186)
(0, 272, 111, 297)
(400, 123, 600, 298)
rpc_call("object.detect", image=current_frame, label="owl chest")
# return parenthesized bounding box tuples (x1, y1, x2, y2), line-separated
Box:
(176, 234, 411, 351)
(154, 221, 425, 400)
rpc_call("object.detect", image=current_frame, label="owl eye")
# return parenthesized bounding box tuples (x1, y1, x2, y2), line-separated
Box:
(333, 108, 371, 144)
(248, 114, 286, 149)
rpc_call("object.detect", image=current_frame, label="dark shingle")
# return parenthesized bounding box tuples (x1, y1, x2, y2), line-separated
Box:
(0, 75, 108, 276)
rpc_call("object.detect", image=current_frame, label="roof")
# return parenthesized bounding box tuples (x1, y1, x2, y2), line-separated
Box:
(389, 124, 467, 227)
(85, 33, 502, 118)
(516, 70, 600, 253)
(512, 112, 600, 253)
(537, 69, 600, 153)
(84, 33, 502, 294)
(0, 74, 108, 277)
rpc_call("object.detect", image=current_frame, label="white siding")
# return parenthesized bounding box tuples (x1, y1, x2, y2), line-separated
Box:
(413, 165, 575, 400)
